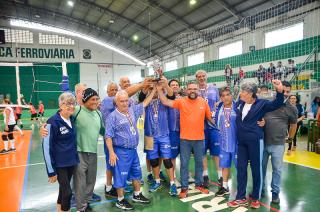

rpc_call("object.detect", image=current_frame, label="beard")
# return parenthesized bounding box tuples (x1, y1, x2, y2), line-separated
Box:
(188, 92, 198, 99)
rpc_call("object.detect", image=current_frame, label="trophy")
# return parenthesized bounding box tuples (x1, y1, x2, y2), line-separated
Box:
(151, 60, 163, 82)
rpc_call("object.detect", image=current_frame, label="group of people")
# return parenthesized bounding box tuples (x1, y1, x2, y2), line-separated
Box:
(224, 59, 297, 87)
(40, 69, 303, 212)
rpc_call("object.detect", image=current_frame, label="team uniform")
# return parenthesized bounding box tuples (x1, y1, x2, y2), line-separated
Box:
(144, 99, 171, 160)
(15, 106, 22, 121)
(168, 96, 180, 159)
(30, 105, 38, 120)
(215, 102, 237, 169)
(0, 106, 16, 154)
(199, 84, 220, 157)
(38, 103, 45, 117)
(105, 104, 144, 189)
(42, 112, 79, 211)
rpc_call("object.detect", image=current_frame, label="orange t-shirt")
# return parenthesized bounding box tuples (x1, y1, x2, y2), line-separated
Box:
(172, 97, 211, 141)
(39, 103, 44, 113)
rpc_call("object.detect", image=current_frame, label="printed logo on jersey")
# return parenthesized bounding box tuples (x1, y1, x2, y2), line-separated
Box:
(60, 126, 69, 135)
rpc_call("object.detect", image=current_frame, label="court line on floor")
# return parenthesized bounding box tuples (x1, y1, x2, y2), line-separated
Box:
(284, 160, 320, 171)
(0, 155, 106, 170)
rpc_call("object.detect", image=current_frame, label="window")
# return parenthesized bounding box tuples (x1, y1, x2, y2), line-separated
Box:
(218, 40, 242, 59)
(3, 29, 33, 44)
(265, 22, 303, 48)
(187, 52, 204, 66)
(165, 60, 178, 71)
(39, 33, 75, 45)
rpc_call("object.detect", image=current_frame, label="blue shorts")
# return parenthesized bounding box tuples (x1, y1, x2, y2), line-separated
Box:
(219, 150, 237, 168)
(112, 147, 142, 189)
(146, 135, 171, 160)
(203, 128, 220, 156)
(103, 142, 112, 170)
(169, 131, 180, 159)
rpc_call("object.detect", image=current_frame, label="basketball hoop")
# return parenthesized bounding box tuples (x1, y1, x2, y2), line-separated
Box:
(97, 64, 113, 74)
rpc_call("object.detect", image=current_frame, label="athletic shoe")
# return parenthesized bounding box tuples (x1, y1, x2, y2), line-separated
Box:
(250, 200, 260, 209)
(147, 174, 155, 184)
(227, 199, 248, 208)
(195, 185, 209, 194)
(132, 193, 150, 204)
(105, 186, 117, 198)
(9, 148, 16, 152)
(169, 184, 178, 196)
(179, 188, 188, 199)
(149, 182, 162, 192)
(203, 175, 209, 188)
(215, 186, 230, 197)
(116, 199, 134, 210)
(89, 193, 101, 203)
(0, 149, 9, 155)
(271, 192, 280, 204)
(70, 195, 76, 208)
(124, 184, 133, 193)
(160, 171, 166, 182)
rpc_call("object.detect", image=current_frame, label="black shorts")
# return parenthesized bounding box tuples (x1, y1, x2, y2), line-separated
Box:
(31, 114, 38, 120)
(16, 114, 22, 120)
(38, 112, 44, 117)
(4, 124, 15, 133)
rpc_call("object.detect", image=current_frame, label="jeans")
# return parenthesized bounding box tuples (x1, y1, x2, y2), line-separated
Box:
(180, 139, 204, 189)
(262, 144, 285, 194)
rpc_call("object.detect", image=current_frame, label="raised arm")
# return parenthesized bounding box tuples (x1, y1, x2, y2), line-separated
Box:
(157, 83, 174, 107)
(125, 77, 154, 97)
(264, 80, 284, 113)
(159, 76, 174, 97)
(142, 86, 157, 108)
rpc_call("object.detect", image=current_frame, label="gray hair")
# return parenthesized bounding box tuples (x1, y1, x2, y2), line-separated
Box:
(107, 82, 118, 91)
(115, 90, 128, 102)
(195, 69, 207, 77)
(75, 83, 87, 92)
(241, 82, 258, 97)
(59, 92, 76, 106)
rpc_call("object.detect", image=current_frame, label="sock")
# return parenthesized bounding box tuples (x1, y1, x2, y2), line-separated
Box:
(218, 170, 222, 178)
(147, 171, 152, 175)
(223, 181, 228, 189)
(134, 191, 141, 196)
(118, 196, 124, 202)
(10, 140, 15, 149)
(106, 185, 112, 192)
(155, 178, 160, 184)
(4, 141, 8, 150)
(203, 170, 208, 176)
(170, 181, 174, 186)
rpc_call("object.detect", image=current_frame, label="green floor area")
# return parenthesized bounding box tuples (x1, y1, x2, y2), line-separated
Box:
(18, 127, 320, 212)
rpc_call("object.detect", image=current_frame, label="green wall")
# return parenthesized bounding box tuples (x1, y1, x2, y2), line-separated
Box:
(164, 35, 320, 84)
(0, 63, 80, 108)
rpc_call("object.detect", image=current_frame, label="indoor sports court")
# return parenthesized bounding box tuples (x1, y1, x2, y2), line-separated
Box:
(0, 0, 320, 212)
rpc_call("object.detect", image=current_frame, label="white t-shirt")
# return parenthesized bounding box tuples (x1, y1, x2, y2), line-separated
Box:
(60, 115, 72, 128)
(3, 107, 16, 125)
(242, 103, 252, 120)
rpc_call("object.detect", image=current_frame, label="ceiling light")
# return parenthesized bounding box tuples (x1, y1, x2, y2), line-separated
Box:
(190, 0, 197, 5)
(133, 35, 138, 41)
(67, 1, 74, 7)
(109, 19, 114, 24)
(10, 19, 146, 66)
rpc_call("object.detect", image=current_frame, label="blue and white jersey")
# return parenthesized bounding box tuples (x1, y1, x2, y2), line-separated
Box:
(105, 104, 143, 149)
(144, 99, 170, 137)
(199, 84, 220, 129)
(216, 102, 237, 153)
(100, 96, 116, 122)
(168, 95, 181, 132)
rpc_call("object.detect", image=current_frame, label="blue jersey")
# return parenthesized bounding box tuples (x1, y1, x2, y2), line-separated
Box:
(216, 102, 237, 153)
(100, 96, 116, 122)
(168, 95, 181, 132)
(144, 99, 169, 137)
(199, 84, 219, 129)
(105, 104, 144, 149)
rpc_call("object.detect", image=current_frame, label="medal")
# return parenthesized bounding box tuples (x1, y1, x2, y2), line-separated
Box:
(223, 107, 231, 128)
(152, 100, 159, 119)
(125, 112, 136, 135)
(225, 122, 230, 128)
(130, 126, 136, 135)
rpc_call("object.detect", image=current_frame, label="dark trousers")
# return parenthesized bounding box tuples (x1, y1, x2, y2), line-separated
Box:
(288, 122, 302, 150)
(236, 139, 264, 200)
(56, 166, 75, 211)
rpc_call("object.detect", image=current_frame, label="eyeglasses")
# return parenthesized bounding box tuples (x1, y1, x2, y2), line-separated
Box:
(63, 102, 77, 107)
